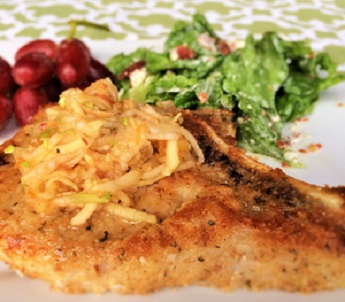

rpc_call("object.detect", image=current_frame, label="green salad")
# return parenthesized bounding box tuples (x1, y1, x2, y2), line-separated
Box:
(107, 13, 345, 164)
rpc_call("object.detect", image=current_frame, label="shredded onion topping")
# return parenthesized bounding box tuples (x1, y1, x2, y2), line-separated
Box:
(12, 78, 204, 225)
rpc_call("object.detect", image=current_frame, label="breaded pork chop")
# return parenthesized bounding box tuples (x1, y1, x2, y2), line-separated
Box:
(0, 105, 345, 295)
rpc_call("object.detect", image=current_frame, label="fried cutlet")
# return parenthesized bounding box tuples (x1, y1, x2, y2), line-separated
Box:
(0, 101, 344, 295)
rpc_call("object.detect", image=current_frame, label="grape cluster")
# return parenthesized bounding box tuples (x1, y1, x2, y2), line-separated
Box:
(0, 38, 113, 130)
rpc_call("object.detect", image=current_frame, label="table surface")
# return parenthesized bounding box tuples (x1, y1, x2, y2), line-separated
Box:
(0, 0, 344, 69)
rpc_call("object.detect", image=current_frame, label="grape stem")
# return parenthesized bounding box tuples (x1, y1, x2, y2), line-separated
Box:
(67, 20, 110, 40)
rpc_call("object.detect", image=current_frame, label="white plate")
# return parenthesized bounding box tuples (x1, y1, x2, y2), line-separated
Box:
(0, 40, 344, 302)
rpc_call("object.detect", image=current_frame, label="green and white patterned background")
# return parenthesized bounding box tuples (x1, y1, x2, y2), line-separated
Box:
(0, 0, 344, 68)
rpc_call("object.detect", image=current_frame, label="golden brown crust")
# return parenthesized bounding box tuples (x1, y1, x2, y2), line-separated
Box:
(0, 104, 344, 294)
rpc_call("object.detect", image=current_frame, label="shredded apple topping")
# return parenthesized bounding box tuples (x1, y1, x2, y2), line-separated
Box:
(10, 78, 204, 225)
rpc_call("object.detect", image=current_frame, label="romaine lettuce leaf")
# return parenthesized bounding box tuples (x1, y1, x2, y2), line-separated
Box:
(127, 75, 157, 103)
(107, 47, 149, 76)
(222, 32, 288, 159)
(276, 51, 345, 122)
(164, 13, 218, 55)
(145, 72, 233, 110)
(146, 51, 223, 79)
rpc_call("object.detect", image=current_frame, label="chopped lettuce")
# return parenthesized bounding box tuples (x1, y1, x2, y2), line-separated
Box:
(107, 13, 345, 163)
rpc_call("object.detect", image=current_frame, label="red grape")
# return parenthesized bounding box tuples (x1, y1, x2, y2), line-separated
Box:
(56, 39, 91, 87)
(86, 57, 114, 82)
(0, 94, 13, 130)
(0, 37, 112, 132)
(12, 52, 55, 88)
(0, 57, 15, 93)
(42, 78, 62, 103)
(15, 39, 58, 62)
(68, 78, 92, 90)
(71, 58, 114, 90)
(13, 86, 49, 126)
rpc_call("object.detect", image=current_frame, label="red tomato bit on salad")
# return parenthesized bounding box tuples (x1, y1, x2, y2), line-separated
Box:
(307, 143, 322, 153)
